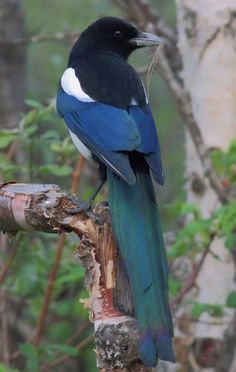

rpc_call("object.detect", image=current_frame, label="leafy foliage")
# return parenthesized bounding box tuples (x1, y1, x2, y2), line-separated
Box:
(191, 302, 224, 318)
(166, 143, 236, 321)
(0, 101, 95, 371)
(226, 291, 236, 308)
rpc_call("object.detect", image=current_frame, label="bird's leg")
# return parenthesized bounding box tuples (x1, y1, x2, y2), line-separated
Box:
(66, 178, 107, 227)
(67, 179, 105, 215)
(65, 163, 107, 224)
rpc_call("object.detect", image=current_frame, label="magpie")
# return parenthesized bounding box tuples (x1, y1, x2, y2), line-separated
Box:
(57, 17, 175, 367)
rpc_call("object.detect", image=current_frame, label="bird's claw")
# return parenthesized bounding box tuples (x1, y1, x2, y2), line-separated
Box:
(86, 210, 103, 226)
(65, 196, 103, 225)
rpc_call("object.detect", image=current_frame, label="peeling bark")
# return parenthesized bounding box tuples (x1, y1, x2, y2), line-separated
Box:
(0, 182, 150, 371)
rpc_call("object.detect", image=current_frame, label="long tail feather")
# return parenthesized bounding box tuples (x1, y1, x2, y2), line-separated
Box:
(107, 156, 175, 367)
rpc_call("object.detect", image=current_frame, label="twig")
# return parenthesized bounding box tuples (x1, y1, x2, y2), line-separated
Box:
(49, 321, 91, 361)
(0, 31, 79, 46)
(170, 244, 211, 310)
(10, 320, 90, 362)
(40, 334, 93, 371)
(0, 234, 10, 364)
(175, 317, 236, 326)
(71, 156, 86, 194)
(0, 239, 20, 286)
(6, 141, 17, 161)
(0, 290, 10, 365)
(32, 233, 66, 347)
(65, 320, 90, 345)
(111, 0, 176, 43)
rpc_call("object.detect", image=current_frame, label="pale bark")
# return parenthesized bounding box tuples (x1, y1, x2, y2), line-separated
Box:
(0, 182, 150, 371)
(176, 0, 236, 369)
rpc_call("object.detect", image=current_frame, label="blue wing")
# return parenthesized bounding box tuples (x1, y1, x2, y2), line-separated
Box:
(129, 106, 164, 185)
(57, 88, 164, 185)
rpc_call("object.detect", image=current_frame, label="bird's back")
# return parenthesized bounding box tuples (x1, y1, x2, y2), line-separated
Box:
(71, 51, 147, 109)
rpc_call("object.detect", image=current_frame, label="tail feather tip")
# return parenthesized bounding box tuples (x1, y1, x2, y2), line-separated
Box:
(139, 328, 175, 366)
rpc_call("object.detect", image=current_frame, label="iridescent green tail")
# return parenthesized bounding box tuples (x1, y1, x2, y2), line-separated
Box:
(107, 158, 175, 367)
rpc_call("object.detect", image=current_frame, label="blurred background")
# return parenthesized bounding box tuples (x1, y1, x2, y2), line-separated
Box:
(0, 0, 236, 371)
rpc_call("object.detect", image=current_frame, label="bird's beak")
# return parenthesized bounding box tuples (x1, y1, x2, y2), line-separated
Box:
(129, 31, 163, 47)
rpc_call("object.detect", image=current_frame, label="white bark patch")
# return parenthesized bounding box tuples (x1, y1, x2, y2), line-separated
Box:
(176, 0, 236, 346)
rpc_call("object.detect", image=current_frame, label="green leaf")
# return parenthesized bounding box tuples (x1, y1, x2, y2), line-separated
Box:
(226, 291, 236, 308)
(0, 364, 19, 372)
(57, 266, 84, 285)
(25, 123, 38, 136)
(40, 130, 60, 140)
(25, 99, 43, 108)
(49, 344, 78, 356)
(0, 131, 17, 149)
(192, 302, 223, 318)
(169, 240, 189, 258)
(39, 164, 72, 176)
(19, 343, 39, 372)
(210, 149, 226, 175)
(22, 109, 37, 128)
(169, 276, 181, 296)
(224, 234, 236, 250)
(47, 321, 72, 342)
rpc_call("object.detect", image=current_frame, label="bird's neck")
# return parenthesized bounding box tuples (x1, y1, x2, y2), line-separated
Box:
(68, 45, 146, 110)
(69, 47, 130, 70)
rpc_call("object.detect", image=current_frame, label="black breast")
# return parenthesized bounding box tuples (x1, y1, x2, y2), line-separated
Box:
(73, 52, 146, 109)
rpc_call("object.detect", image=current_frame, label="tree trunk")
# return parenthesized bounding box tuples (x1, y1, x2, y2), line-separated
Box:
(0, 0, 26, 129)
(176, 0, 236, 369)
(0, 0, 26, 364)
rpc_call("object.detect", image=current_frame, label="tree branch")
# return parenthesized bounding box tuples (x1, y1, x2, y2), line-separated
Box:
(0, 237, 20, 286)
(170, 243, 211, 310)
(40, 334, 93, 371)
(32, 233, 66, 347)
(0, 182, 150, 371)
(0, 31, 79, 46)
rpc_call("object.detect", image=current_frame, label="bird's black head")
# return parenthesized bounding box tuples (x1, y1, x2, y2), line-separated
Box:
(69, 17, 162, 63)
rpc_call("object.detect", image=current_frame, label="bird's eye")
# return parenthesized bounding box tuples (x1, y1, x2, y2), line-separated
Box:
(113, 30, 123, 38)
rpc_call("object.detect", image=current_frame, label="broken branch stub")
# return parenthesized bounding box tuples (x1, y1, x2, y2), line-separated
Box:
(73, 205, 150, 370)
(0, 182, 150, 370)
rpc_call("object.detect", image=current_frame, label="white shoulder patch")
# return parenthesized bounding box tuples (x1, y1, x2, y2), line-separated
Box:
(61, 67, 95, 102)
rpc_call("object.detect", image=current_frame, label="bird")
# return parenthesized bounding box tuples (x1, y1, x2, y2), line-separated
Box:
(56, 17, 175, 367)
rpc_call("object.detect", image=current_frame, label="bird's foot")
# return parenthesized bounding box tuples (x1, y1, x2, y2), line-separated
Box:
(65, 195, 102, 225)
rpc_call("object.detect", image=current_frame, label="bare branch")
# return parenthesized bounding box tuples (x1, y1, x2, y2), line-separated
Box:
(32, 233, 66, 347)
(170, 243, 211, 310)
(40, 334, 93, 371)
(0, 31, 79, 46)
(0, 237, 20, 286)
(111, 0, 176, 43)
